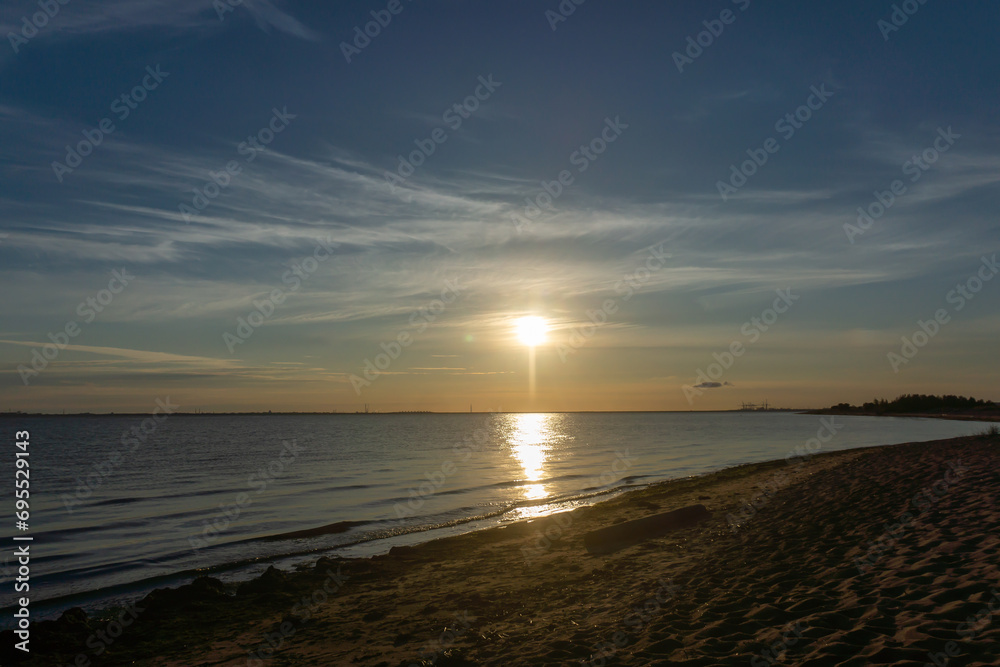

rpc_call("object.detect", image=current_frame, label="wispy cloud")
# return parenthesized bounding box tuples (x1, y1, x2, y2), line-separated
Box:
(0, 340, 238, 367)
(0, 0, 318, 44)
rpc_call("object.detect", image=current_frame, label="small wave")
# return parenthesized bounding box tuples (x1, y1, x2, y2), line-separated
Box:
(90, 497, 144, 507)
(385, 473, 602, 501)
(10, 485, 643, 616)
(138, 487, 244, 502)
(259, 520, 369, 541)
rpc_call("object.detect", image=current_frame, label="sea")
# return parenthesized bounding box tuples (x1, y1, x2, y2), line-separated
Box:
(0, 411, 992, 623)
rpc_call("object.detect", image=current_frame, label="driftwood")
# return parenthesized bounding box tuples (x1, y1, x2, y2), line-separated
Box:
(583, 504, 712, 554)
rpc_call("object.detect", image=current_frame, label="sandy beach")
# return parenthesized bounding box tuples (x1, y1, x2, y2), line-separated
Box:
(8, 433, 999, 666)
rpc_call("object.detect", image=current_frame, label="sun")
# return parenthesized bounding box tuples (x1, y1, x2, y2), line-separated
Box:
(515, 316, 547, 347)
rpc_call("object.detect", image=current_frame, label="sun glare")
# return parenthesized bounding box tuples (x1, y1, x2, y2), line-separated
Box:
(515, 316, 547, 346)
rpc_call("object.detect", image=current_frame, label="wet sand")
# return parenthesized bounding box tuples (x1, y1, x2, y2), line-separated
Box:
(7, 433, 999, 666)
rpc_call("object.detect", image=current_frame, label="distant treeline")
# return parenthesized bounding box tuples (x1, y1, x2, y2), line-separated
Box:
(831, 394, 997, 414)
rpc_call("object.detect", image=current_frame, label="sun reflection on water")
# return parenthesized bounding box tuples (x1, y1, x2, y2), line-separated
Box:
(503, 413, 564, 500)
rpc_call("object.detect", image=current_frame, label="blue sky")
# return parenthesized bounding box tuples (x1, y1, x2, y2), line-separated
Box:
(1, 0, 998, 412)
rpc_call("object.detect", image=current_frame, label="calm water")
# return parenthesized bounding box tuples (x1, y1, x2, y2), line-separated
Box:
(0, 412, 991, 620)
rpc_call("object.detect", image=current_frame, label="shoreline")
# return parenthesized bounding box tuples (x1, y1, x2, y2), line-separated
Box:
(8, 432, 999, 665)
(803, 409, 1000, 423)
(5, 482, 639, 627)
(16, 410, 992, 623)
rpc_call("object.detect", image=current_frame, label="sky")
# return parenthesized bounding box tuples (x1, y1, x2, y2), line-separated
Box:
(1, 0, 998, 413)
